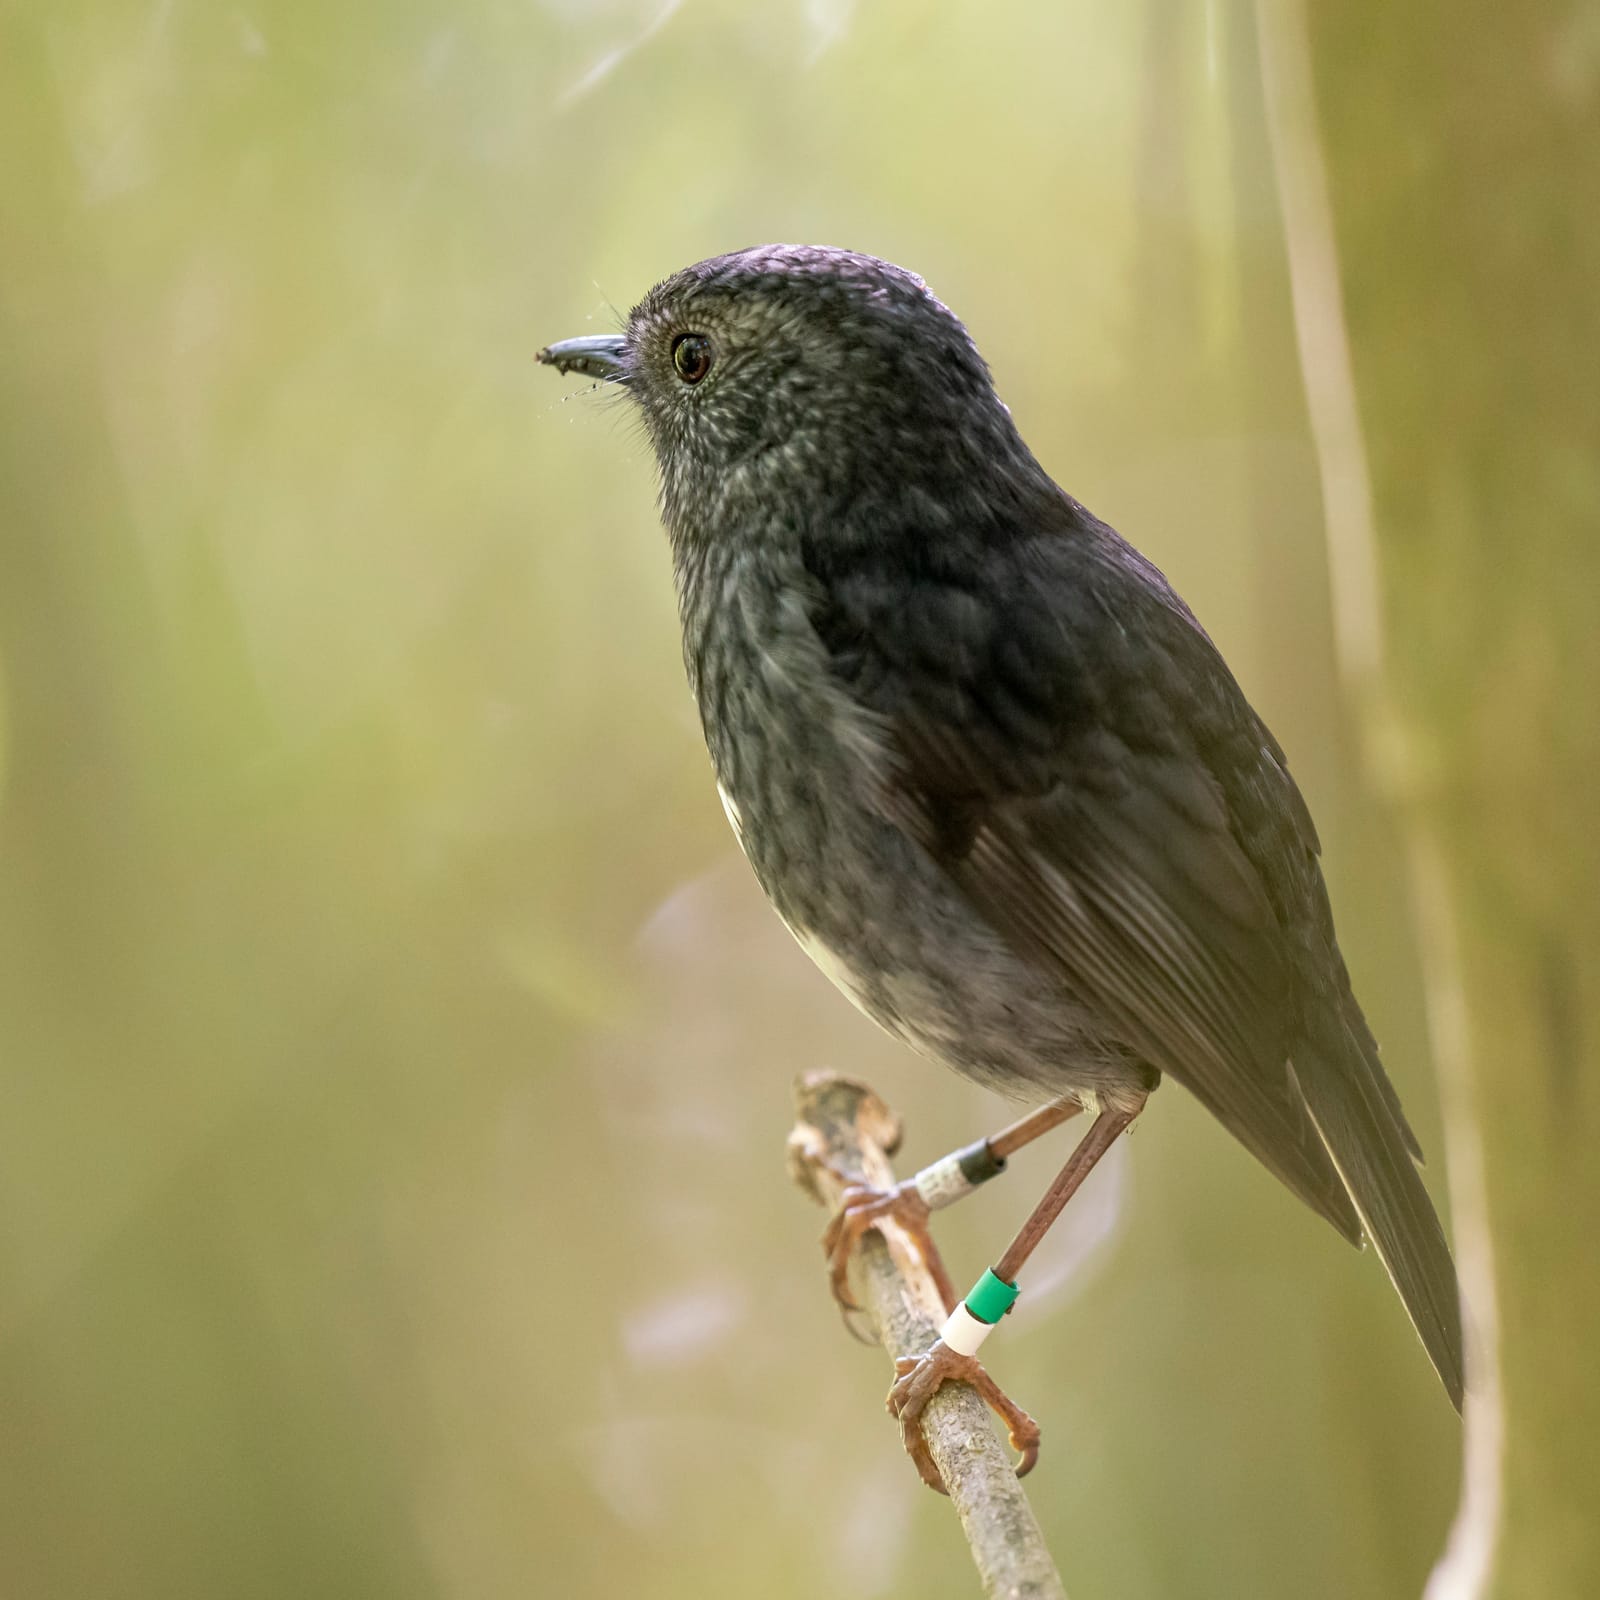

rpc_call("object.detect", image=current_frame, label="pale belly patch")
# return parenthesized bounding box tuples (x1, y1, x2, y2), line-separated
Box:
(717, 778, 882, 1026)
(709, 768, 1138, 1102)
(789, 923, 880, 1021)
(717, 781, 745, 846)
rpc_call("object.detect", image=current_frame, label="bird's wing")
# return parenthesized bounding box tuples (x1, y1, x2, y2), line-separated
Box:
(810, 525, 1363, 1243)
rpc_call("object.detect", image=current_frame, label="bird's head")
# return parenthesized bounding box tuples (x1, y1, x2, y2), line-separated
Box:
(537, 245, 1048, 558)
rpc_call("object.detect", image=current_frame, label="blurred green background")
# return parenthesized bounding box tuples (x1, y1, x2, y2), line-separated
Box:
(5, 2, 1592, 1596)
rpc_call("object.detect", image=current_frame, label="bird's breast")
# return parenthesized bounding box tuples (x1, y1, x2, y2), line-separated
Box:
(679, 552, 1139, 1103)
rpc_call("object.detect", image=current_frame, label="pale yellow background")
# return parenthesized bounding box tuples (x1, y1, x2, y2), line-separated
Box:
(1, 4, 1472, 1596)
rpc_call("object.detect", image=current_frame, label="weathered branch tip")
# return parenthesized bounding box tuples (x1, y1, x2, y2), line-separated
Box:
(787, 1069, 1067, 1600)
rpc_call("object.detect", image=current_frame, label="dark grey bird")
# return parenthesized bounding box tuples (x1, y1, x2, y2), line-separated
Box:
(537, 244, 1463, 1486)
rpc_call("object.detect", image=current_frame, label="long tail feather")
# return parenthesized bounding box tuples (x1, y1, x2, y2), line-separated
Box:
(1292, 1031, 1465, 1411)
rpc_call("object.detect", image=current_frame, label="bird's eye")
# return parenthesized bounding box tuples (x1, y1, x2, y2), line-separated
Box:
(672, 333, 714, 385)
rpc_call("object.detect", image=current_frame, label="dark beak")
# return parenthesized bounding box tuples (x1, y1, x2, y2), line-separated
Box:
(536, 333, 630, 383)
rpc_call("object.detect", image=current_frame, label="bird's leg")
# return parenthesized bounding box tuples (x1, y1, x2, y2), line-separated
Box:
(820, 1097, 1082, 1314)
(887, 1097, 1145, 1491)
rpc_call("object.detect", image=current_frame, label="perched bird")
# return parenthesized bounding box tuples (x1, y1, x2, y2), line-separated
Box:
(538, 245, 1463, 1487)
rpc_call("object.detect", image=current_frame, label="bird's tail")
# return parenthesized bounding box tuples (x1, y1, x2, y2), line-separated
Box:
(1292, 1025, 1465, 1411)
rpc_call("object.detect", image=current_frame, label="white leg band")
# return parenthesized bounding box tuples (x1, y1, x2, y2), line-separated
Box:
(939, 1302, 996, 1358)
(914, 1153, 978, 1211)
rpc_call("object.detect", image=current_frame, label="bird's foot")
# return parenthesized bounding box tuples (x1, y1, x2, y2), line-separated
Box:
(887, 1340, 1041, 1493)
(821, 1179, 954, 1313)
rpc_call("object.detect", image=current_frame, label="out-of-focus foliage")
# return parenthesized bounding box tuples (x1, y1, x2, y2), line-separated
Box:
(6, 1, 1558, 1595)
(1307, 3, 1600, 1595)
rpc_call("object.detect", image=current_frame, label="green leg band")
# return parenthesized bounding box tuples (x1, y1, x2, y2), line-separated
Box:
(965, 1266, 1020, 1325)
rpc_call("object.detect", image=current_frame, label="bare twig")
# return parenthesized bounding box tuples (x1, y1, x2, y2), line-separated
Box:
(788, 1070, 1067, 1600)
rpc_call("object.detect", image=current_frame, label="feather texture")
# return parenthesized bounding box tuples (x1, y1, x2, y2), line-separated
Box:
(809, 506, 1462, 1402)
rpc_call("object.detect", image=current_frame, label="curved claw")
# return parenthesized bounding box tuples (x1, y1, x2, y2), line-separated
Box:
(837, 1301, 877, 1346)
(886, 1340, 1041, 1491)
(820, 1181, 933, 1314)
(889, 1354, 952, 1492)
